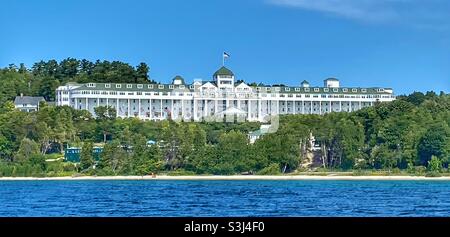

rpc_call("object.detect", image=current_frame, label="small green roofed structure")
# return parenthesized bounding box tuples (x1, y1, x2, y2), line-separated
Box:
(172, 75, 185, 85)
(301, 80, 310, 87)
(213, 66, 234, 77)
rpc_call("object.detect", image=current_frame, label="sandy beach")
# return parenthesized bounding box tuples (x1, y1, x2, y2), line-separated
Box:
(1, 175, 450, 181)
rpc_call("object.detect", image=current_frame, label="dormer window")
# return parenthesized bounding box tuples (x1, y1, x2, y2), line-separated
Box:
(352, 88, 358, 92)
(190, 85, 194, 89)
(274, 87, 280, 92)
(116, 84, 122, 89)
(295, 88, 300, 92)
(314, 88, 319, 92)
(137, 84, 143, 89)
(343, 88, 348, 92)
(305, 88, 310, 92)
(179, 85, 185, 89)
(87, 83, 96, 88)
(333, 88, 338, 92)
(105, 84, 111, 88)
(285, 88, 290, 92)
(362, 89, 367, 93)
(148, 85, 153, 89)
(169, 85, 174, 89)
(324, 88, 329, 92)
(127, 84, 132, 89)
(158, 85, 164, 89)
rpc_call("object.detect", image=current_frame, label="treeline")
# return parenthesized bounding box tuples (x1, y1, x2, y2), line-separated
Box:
(1, 61, 449, 176)
(0, 58, 153, 103)
(0, 91, 449, 177)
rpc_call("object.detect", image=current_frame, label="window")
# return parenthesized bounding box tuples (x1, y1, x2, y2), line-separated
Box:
(148, 84, 153, 89)
(274, 87, 280, 92)
(116, 84, 121, 88)
(305, 88, 310, 92)
(352, 88, 357, 92)
(137, 84, 143, 89)
(314, 88, 319, 92)
(324, 88, 329, 92)
(179, 85, 185, 89)
(285, 88, 290, 92)
(362, 89, 367, 93)
(127, 84, 132, 89)
(105, 84, 111, 88)
(87, 83, 96, 88)
(158, 85, 164, 89)
(295, 88, 300, 92)
(169, 85, 174, 89)
(190, 85, 194, 89)
(343, 88, 348, 92)
(333, 88, 338, 92)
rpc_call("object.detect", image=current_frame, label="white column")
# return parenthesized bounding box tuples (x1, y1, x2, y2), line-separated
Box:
(97, 98, 100, 107)
(75, 99, 78, 110)
(293, 101, 296, 115)
(285, 101, 287, 114)
(339, 101, 342, 112)
(149, 99, 152, 119)
(215, 99, 218, 115)
(181, 99, 184, 120)
(258, 99, 262, 120)
(329, 101, 331, 113)
(319, 101, 322, 115)
(193, 99, 197, 121)
(359, 101, 362, 110)
(160, 99, 163, 119)
(226, 99, 229, 109)
(128, 99, 131, 117)
(204, 100, 208, 117)
(106, 98, 109, 108)
(301, 101, 304, 114)
(247, 100, 251, 120)
(116, 99, 119, 117)
(138, 99, 141, 118)
(237, 100, 241, 110)
(85, 98, 88, 110)
(171, 99, 174, 119)
(310, 101, 312, 114)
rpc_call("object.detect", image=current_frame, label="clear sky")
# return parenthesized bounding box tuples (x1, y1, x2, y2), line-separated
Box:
(1, 0, 449, 95)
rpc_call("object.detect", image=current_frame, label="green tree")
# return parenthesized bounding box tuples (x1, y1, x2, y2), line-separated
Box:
(14, 138, 40, 163)
(80, 142, 94, 171)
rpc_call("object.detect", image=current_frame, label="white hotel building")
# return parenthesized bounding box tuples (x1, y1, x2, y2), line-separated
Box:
(56, 66, 396, 122)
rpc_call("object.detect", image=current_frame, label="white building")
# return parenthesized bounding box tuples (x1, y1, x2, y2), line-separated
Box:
(56, 66, 396, 122)
(14, 94, 45, 112)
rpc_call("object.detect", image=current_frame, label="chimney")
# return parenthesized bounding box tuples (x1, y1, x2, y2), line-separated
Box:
(20, 93, 23, 98)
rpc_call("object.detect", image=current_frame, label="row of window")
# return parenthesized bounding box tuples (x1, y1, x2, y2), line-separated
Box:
(256, 87, 373, 93)
(86, 83, 386, 94)
(89, 83, 194, 90)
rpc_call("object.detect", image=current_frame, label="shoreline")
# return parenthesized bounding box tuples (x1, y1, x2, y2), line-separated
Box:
(1, 175, 450, 181)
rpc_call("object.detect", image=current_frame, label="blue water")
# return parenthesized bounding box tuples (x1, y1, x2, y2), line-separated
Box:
(0, 180, 449, 217)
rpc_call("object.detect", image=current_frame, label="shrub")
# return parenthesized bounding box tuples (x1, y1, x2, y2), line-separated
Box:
(257, 163, 281, 175)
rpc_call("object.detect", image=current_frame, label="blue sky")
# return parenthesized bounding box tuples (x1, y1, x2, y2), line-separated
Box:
(1, 0, 449, 95)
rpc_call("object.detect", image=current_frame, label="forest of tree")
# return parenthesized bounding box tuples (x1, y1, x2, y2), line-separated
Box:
(0, 59, 449, 177)
(0, 58, 153, 102)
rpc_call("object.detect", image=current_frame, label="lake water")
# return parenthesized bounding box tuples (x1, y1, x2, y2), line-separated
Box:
(0, 180, 449, 217)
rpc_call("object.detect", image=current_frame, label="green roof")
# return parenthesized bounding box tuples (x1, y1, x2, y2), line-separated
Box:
(301, 80, 309, 84)
(213, 66, 234, 77)
(325, 78, 339, 81)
